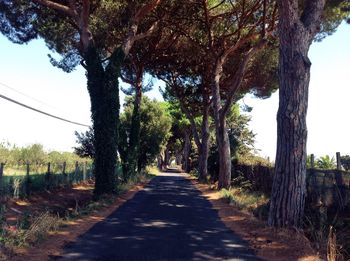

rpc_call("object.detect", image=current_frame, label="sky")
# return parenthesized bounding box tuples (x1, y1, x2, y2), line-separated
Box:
(0, 22, 349, 159)
(243, 22, 350, 160)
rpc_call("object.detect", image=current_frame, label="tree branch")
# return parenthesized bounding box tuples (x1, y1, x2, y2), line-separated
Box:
(79, 0, 92, 52)
(133, 0, 162, 24)
(160, 75, 202, 149)
(122, 0, 162, 56)
(300, 0, 326, 32)
(31, 0, 76, 18)
(221, 40, 267, 117)
(133, 21, 159, 42)
(120, 74, 134, 85)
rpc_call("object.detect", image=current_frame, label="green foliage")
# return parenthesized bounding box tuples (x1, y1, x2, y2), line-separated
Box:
(340, 155, 350, 171)
(208, 104, 256, 180)
(315, 0, 350, 41)
(0, 142, 85, 167)
(226, 104, 256, 161)
(237, 155, 272, 166)
(119, 96, 172, 178)
(164, 100, 192, 159)
(316, 155, 337, 170)
(220, 187, 268, 212)
(306, 154, 337, 170)
(74, 128, 95, 158)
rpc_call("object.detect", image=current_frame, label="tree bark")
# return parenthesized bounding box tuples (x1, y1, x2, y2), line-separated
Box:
(268, 0, 326, 228)
(175, 151, 182, 165)
(85, 46, 124, 196)
(217, 115, 231, 189)
(211, 59, 231, 189)
(182, 131, 191, 173)
(198, 104, 210, 181)
(164, 146, 170, 169)
(126, 73, 143, 178)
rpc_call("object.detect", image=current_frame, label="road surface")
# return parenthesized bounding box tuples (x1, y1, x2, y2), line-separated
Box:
(58, 172, 262, 261)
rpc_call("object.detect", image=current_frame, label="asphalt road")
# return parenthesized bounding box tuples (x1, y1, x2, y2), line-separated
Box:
(57, 172, 262, 261)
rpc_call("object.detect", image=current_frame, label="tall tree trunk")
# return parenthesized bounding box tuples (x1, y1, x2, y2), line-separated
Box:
(212, 62, 231, 189)
(164, 146, 170, 169)
(198, 105, 210, 181)
(217, 116, 231, 189)
(85, 47, 124, 196)
(157, 155, 163, 171)
(125, 78, 142, 178)
(268, 0, 326, 227)
(175, 152, 182, 165)
(182, 132, 191, 173)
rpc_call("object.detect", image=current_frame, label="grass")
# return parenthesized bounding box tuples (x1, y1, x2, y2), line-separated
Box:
(145, 165, 161, 176)
(220, 187, 269, 212)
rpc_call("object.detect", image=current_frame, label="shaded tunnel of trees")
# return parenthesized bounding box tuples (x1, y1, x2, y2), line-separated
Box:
(0, 0, 349, 229)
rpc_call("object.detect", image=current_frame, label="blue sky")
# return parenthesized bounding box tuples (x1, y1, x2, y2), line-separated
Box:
(0, 22, 349, 159)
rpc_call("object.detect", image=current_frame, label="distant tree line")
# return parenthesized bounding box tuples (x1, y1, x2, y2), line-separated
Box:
(0, 142, 87, 166)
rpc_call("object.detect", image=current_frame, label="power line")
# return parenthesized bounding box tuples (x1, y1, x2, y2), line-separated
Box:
(0, 81, 64, 113)
(0, 93, 90, 127)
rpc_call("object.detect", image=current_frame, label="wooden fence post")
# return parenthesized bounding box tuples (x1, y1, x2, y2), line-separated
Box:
(0, 163, 4, 195)
(25, 162, 31, 196)
(83, 161, 87, 181)
(62, 161, 68, 186)
(336, 152, 341, 170)
(310, 154, 315, 169)
(74, 161, 79, 184)
(45, 162, 51, 190)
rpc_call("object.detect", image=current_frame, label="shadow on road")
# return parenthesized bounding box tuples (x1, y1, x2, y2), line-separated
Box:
(58, 173, 262, 261)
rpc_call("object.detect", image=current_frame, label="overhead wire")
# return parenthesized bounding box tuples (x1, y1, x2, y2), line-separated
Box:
(0, 93, 90, 127)
(0, 81, 64, 113)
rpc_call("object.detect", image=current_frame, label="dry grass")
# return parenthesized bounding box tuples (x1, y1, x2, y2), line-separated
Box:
(220, 187, 268, 212)
(21, 212, 61, 244)
(327, 226, 337, 261)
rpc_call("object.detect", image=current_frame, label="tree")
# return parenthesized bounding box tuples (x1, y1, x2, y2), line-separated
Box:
(268, 0, 350, 227)
(119, 46, 154, 179)
(160, 75, 211, 179)
(19, 144, 47, 165)
(163, 98, 192, 173)
(119, 96, 171, 175)
(0, 0, 163, 196)
(208, 104, 256, 181)
(74, 127, 94, 158)
(162, 0, 278, 188)
(145, 1, 278, 183)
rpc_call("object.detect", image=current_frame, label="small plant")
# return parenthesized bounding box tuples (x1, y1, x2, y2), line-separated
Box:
(316, 155, 336, 170)
(22, 211, 61, 244)
(327, 226, 337, 261)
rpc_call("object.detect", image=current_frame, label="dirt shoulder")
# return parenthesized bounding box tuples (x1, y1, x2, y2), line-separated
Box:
(186, 175, 322, 261)
(1, 178, 152, 261)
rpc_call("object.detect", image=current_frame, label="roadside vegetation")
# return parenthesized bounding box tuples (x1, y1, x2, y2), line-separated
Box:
(0, 167, 157, 259)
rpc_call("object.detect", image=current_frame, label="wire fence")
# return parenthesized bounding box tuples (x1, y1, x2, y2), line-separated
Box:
(0, 161, 94, 198)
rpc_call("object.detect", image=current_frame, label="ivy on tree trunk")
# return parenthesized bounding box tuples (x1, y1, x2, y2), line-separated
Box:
(85, 46, 124, 196)
(126, 82, 142, 178)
